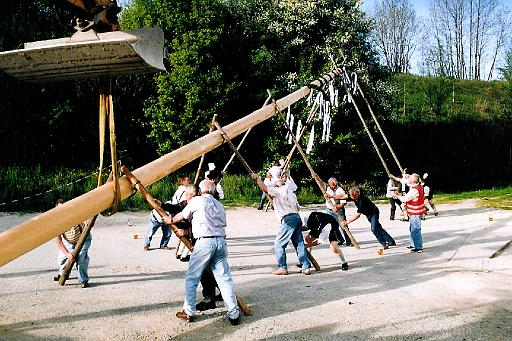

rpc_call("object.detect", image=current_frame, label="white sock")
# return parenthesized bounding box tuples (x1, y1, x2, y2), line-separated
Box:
(338, 252, 347, 264)
(176, 242, 186, 257)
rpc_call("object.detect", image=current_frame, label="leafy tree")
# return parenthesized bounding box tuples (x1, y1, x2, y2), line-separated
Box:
(499, 48, 512, 82)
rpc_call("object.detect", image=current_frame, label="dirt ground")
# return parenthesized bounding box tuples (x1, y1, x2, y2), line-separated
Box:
(0, 200, 511, 340)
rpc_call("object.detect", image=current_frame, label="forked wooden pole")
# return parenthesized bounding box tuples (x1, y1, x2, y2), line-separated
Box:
(0, 69, 341, 267)
(213, 120, 320, 271)
(194, 114, 218, 186)
(121, 166, 194, 250)
(270, 96, 360, 249)
(222, 95, 272, 174)
(121, 165, 251, 316)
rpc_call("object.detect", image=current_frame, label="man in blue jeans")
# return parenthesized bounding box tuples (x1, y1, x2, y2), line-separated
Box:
(395, 174, 426, 253)
(167, 179, 240, 325)
(341, 187, 396, 249)
(251, 171, 311, 275)
(53, 199, 92, 288)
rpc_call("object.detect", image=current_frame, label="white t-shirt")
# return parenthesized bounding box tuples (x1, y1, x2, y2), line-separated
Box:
(325, 186, 346, 208)
(171, 185, 187, 204)
(268, 183, 300, 220)
(181, 194, 226, 238)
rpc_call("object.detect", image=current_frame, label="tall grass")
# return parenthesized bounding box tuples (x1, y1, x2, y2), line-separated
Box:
(4, 165, 508, 213)
(0, 166, 325, 212)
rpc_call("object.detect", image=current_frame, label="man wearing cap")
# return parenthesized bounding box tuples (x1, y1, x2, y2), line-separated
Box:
(250, 171, 311, 275)
(166, 179, 240, 325)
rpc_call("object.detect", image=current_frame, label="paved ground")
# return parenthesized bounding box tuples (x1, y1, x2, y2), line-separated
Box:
(0, 200, 511, 340)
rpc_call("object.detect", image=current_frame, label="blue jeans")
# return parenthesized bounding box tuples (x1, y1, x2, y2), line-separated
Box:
(366, 209, 395, 246)
(275, 213, 311, 271)
(58, 233, 92, 283)
(144, 214, 172, 248)
(183, 237, 239, 319)
(409, 215, 423, 249)
(258, 192, 267, 208)
(326, 208, 350, 244)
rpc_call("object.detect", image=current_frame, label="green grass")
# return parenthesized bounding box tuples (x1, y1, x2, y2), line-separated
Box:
(435, 185, 512, 210)
(1, 166, 509, 212)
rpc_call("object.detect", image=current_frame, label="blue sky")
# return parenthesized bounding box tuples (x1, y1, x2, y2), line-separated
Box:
(361, 0, 430, 17)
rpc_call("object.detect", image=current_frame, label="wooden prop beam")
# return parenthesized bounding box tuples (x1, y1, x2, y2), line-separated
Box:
(222, 94, 272, 174)
(194, 114, 218, 186)
(58, 215, 98, 285)
(0, 69, 341, 267)
(214, 119, 320, 271)
(340, 68, 391, 176)
(121, 166, 252, 316)
(489, 240, 512, 259)
(270, 96, 360, 249)
(121, 166, 194, 251)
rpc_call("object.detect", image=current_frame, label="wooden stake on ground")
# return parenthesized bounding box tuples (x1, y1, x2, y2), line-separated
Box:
(489, 240, 512, 259)
(213, 119, 320, 270)
(121, 166, 252, 316)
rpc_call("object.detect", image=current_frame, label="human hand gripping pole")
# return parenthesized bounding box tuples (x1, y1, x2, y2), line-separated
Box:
(120, 165, 252, 316)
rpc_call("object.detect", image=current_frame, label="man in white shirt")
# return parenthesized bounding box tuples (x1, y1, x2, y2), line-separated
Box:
(251, 171, 311, 275)
(167, 180, 240, 325)
(324, 177, 351, 245)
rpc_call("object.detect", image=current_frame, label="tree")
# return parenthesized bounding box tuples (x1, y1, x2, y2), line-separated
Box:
(121, 0, 380, 178)
(499, 48, 512, 82)
(371, 0, 420, 74)
(425, 0, 509, 80)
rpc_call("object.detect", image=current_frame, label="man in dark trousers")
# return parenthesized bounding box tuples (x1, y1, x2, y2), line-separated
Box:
(302, 211, 349, 270)
(340, 187, 396, 249)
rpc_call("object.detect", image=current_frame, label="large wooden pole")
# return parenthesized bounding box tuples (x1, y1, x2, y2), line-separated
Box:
(0, 69, 340, 267)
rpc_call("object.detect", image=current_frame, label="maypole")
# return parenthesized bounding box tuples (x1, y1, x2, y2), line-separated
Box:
(0, 69, 341, 267)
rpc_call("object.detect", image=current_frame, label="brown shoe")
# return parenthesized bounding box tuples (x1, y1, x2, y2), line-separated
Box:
(271, 268, 288, 275)
(176, 310, 193, 322)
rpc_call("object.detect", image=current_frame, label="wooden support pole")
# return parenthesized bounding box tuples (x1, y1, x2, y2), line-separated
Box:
(121, 166, 194, 251)
(194, 114, 218, 186)
(217, 120, 323, 271)
(270, 96, 360, 249)
(58, 215, 98, 285)
(0, 69, 341, 267)
(222, 95, 272, 174)
(489, 240, 512, 259)
(214, 119, 320, 271)
(340, 68, 391, 176)
(121, 165, 252, 316)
